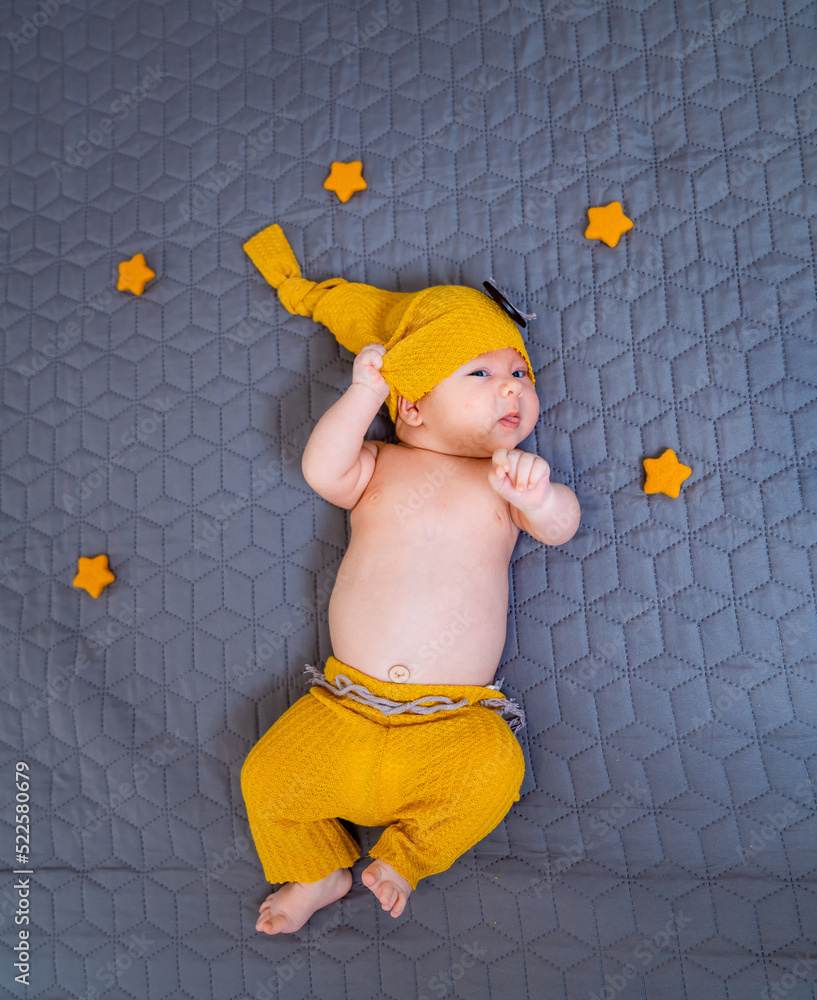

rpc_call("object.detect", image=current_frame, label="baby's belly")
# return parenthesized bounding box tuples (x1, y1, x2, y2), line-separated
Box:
(327, 552, 510, 686)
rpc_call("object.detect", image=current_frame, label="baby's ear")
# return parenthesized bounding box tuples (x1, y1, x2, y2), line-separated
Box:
(396, 396, 423, 426)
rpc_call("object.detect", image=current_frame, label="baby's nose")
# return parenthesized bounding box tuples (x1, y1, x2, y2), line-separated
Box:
(499, 378, 519, 396)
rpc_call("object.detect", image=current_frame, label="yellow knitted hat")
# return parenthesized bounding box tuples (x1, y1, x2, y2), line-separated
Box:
(243, 224, 535, 421)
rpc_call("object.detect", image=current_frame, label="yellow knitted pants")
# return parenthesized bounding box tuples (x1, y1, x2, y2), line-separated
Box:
(241, 657, 525, 889)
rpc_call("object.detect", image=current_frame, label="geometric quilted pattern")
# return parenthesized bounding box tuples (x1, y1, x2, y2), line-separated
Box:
(2, 0, 816, 997)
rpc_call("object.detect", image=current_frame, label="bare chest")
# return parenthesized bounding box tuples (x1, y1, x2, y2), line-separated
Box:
(350, 445, 516, 547)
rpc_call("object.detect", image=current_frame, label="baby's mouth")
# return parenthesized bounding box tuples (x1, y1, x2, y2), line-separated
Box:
(498, 412, 520, 429)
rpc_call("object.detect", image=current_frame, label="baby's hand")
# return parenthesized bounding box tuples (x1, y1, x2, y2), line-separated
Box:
(353, 343, 390, 401)
(491, 448, 551, 510)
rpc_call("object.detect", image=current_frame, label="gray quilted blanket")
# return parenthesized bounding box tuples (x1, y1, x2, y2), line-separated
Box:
(1, 0, 815, 998)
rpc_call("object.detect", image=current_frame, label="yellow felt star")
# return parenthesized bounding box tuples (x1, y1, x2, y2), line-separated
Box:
(117, 253, 155, 295)
(585, 202, 633, 247)
(73, 554, 116, 598)
(643, 449, 692, 498)
(324, 160, 367, 203)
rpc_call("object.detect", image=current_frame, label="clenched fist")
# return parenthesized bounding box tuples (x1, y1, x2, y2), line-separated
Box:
(353, 343, 390, 402)
(490, 448, 551, 510)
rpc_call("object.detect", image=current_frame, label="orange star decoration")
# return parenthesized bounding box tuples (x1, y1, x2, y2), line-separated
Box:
(585, 201, 633, 248)
(73, 554, 116, 598)
(117, 253, 155, 295)
(324, 160, 367, 203)
(643, 449, 692, 498)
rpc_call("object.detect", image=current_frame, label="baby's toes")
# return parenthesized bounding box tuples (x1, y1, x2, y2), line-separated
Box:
(379, 882, 398, 910)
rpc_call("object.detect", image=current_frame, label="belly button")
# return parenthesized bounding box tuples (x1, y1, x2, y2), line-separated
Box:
(388, 664, 410, 683)
(369, 491, 381, 502)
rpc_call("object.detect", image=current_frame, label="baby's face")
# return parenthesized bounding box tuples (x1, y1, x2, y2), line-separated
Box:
(397, 347, 539, 457)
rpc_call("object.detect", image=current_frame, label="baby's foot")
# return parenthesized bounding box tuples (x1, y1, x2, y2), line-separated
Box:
(361, 859, 412, 918)
(256, 868, 352, 934)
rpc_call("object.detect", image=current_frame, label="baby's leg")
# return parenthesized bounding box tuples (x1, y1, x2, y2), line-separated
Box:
(361, 859, 413, 918)
(256, 868, 353, 934)
(241, 694, 362, 886)
(369, 708, 525, 895)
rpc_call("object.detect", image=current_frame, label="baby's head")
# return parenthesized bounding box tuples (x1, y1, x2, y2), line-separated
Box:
(377, 283, 539, 457)
(243, 225, 540, 456)
(394, 346, 540, 458)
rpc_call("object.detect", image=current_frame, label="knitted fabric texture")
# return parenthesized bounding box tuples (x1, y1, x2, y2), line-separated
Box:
(243, 223, 535, 420)
(241, 657, 525, 888)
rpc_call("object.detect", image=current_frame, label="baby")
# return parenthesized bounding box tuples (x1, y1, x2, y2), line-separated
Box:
(240, 226, 580, 934)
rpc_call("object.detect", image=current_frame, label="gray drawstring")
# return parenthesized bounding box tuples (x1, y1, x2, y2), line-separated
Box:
(477, 696, 526, 734)
(305, 665, 469, 714)
(305, 665, 526, 733)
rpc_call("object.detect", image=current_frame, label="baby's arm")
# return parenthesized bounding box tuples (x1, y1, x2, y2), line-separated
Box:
(301, 344, 389, 509)
(491, 448, 581, 546)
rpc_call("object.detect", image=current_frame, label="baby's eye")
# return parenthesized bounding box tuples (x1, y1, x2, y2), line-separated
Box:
(469, 369, 489, 377)
(512, 370, 528, 378)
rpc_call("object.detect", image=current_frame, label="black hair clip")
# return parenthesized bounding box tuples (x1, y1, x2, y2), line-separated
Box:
(482, 281, 533, 328)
